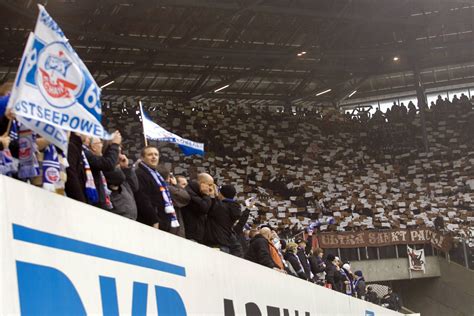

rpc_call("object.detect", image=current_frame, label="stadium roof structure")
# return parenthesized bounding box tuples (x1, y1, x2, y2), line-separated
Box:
(0, 0, 473, 107)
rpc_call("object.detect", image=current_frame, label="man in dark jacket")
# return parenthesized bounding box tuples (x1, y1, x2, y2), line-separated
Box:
(85, 133, 121, 210)
(382, 288, 402, 312)
(104, 152, 139, 220)
(205, 184, 241, 253)
(366, 286, 380, 305)
(245, 227, 282, 271)
(296, 238, 312, 281)
(65, 132, 87, 203)
(135, 146, 177, 231)
(308, 248, 326, 284)
(232, 208, 250, 257)
(284, 242, 307, 279)
(325, 254, 343, 291)
(353, 270, 366, 300)
(181, 173, 215, 243)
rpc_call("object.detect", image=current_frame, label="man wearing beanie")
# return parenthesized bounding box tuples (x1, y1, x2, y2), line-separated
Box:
(205, 184, 241, 253)
(325, 253, 343, 291)
(353, 270, 366, 299)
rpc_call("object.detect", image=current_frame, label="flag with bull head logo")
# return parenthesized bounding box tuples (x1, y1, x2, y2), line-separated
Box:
(407, 246, 426, 273)
(7, 5, 110, 153)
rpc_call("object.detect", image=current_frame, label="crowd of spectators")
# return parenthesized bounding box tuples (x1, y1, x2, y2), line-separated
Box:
(0, 79, 473, 309)
(103, 93, 474, 246)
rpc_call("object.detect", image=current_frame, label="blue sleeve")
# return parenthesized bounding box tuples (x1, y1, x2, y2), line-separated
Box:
(0, 95, 10, 117)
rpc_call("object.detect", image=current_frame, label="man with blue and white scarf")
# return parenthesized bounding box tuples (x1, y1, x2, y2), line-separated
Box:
(135, 145, 180, 231)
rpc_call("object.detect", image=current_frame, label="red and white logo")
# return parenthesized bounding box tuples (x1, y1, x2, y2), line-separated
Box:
(18, 137, 33, 159)
(37, 42, 84, 108)
(44, 167, 60, 183)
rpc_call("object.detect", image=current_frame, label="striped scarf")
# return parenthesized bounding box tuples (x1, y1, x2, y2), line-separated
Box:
(100, 170, 113, 210)
(42, 144, 61, 192)
(81, 146, 113, 209)
(140, 162, 179, 228)
(81, 149, 98, 204)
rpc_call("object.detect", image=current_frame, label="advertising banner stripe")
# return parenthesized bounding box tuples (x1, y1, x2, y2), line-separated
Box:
(12, 224, 186, 277)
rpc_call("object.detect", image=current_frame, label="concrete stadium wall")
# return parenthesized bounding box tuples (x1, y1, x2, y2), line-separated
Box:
(393, 259, 474, 316)
(0, 176, 402, 316)
(351, 257, 441, 282)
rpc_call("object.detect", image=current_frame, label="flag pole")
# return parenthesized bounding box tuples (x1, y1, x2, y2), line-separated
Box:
(138, 100, 148, 147)
(407, 245, 412, 279)
(1, 119, 12, 138)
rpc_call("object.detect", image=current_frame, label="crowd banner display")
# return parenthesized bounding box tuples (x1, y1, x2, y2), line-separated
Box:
(0, 175, 402, 315)
(140, 101, 205, 156)
(407, 246, 426, 273)
(317, 228, 452, 252)
(7, 5, 110, 153)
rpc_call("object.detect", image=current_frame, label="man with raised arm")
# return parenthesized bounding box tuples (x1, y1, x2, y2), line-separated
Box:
(182, 172, 215, 243)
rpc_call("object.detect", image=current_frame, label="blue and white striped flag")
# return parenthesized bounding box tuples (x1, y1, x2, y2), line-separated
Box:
(140, 103, 204, 156)
(7, 5, 110, 153)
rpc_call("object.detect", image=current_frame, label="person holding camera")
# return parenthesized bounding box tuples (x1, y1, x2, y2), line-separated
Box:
(205, 184, 241, 253)
(182, 172, 216, 243)
(103, 148, 139, 220)
(157, 167, 190, 238)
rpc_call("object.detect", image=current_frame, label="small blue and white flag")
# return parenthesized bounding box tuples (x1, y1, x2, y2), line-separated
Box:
(7, 5, 110, 153)
(140, 103, 204, 156)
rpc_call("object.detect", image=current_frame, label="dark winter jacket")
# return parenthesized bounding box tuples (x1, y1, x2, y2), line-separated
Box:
(245, 234, 279, 269)
(325, 261, 343, 290)
(308, 255, 326, 276)
(84, 143, 119, 209)
(382, 293, 402, 311)
(65, 133, 87, 203)
(234, 208, 250, 235)
(284, 252, 307, 279)
(366, 290, 380, 305)
(168, 185, 191, 238)
(181, 181, 214, 243)
(206, 199, 241, 247)
(297, 247, 312, 280)
(104, 166, 139, 220)
(234, 208, 251, 255)
(135, 163, 171, 230)
(354, 277, 366, 299)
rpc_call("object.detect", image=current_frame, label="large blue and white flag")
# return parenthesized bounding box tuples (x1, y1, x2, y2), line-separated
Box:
(7, 5, 110, 153)
(140, 103, 204, 156)
(8, 32, 69, 153)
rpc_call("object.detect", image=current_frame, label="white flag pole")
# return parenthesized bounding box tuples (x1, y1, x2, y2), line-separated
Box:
(138, 100, 148, 147)
(407, 245, 412, 279)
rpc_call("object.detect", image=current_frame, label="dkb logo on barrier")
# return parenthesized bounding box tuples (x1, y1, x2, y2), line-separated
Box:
(12, 224, 187, 316)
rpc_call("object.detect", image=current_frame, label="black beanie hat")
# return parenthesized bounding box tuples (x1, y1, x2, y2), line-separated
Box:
(220, 184, 236, 199)
(326, 254, 336, 262)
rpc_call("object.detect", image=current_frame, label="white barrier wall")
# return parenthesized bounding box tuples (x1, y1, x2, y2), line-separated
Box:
(0, 176, 402, 316)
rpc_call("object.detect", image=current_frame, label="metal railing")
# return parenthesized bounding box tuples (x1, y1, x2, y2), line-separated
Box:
(322, 240, 473, 270)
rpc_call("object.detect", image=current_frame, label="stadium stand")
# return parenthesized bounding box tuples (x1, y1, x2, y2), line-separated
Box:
(1, 1, 474, 315)
(103, 97, 474, 246)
